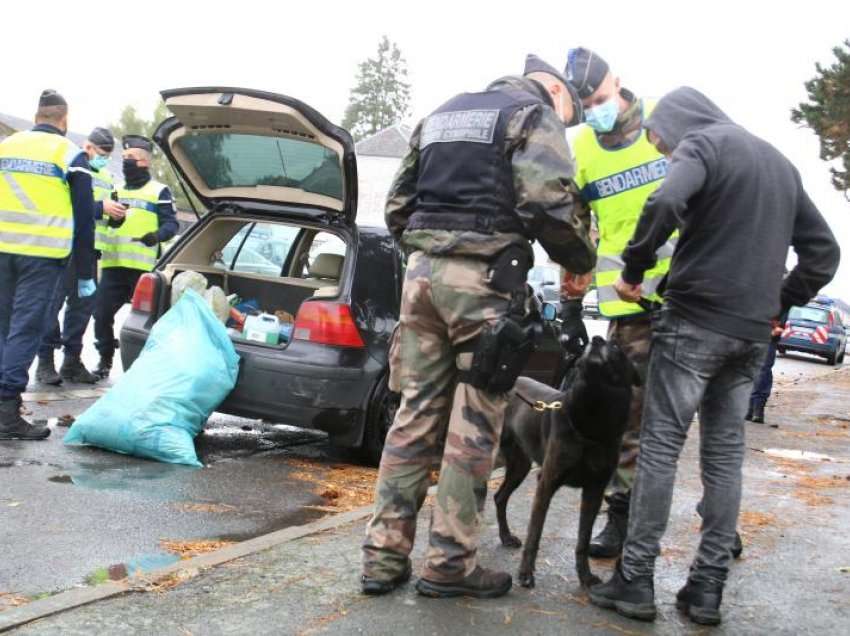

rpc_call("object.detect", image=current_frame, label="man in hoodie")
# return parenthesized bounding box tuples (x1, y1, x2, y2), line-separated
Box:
(589, 87, 839, 625)
(362, 55, 595, 600)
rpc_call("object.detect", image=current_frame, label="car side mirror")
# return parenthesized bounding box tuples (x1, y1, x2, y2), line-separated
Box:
(541, 302, 558, 321)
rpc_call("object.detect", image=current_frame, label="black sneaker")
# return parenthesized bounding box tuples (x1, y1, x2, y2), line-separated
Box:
(0, 399, 51, 440)
(416, 566, 512, 599)
(36, 355, 62, 386)
(676, 579, 723, 626)
(60, 356, 100, 384)
(588, 560, 656, 622)
(361, 559, 412, 596)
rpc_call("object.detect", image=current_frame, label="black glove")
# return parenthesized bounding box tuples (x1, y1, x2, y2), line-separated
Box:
(138, 232, 159, 247)
(560, 298, 589, 355)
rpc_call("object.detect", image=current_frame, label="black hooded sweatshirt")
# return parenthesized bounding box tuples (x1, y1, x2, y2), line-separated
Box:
(621, 87, 840, 342)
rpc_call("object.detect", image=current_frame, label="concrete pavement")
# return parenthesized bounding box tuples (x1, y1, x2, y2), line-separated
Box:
(4, 359, 849, 634)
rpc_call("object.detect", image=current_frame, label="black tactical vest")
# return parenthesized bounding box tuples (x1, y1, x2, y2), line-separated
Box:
(407, 87, 543, 236)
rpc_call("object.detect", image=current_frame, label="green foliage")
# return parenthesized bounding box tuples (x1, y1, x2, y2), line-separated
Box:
(342, 36, 411, 141)
(792, 39, 850, 200)
(110, 103, 202, 212)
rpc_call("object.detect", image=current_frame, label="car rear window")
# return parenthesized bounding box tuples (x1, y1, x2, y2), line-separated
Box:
(789, 306, 830, 324)
(176, 133, 343, 200)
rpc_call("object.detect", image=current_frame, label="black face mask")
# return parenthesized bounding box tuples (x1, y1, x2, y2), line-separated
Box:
(123, 158, 150, 187)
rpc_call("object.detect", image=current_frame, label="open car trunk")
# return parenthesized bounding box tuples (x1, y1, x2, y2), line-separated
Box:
(154, 87, 358, 227)
(156, 214, 350, 348)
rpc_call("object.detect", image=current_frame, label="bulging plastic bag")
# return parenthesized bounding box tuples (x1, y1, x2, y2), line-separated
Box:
(64, 290, 240, 467)
(171, 270, 208, 306)
(204, 286, 229, 323)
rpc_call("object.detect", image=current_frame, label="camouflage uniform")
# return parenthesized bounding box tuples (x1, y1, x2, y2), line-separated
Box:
(606, 314, 651, 493)
(363, 75, 595, 583)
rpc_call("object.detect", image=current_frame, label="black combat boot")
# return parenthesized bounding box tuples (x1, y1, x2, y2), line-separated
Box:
(361, 559, 412, 596)
(36, 353, 62, 386)
(95, 353, 113, 379)
(751, 402, 765, 424)
(676, 578, 724, 625)
(588, 559, 656, 622)
(590, 492, 629, 558)
(416, 566, 512, 599)
(0, 399, 51, 440)
(60, 355, 100, 384)
(744, 399, 754, 421)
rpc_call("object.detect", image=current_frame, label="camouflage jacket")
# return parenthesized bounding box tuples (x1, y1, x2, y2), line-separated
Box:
(385, 76, 596, 275)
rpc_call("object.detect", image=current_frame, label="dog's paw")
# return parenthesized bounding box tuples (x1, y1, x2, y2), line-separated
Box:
(580, 574, 602, 589)
(500, 534, 522, 549)
(518, 571, 536, 588)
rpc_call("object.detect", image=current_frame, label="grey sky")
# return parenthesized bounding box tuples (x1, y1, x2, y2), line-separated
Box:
(5, 0, 849, 298)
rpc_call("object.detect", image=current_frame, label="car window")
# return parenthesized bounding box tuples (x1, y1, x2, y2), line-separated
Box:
(308, 232, 346, 267)
(175, 133, 343, 200)
(789, 306, 830, 324)
(215, 223, 299, 277)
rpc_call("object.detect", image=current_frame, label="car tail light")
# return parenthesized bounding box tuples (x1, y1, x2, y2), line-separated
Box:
(292, 301, 365, 348)
(131, 273, 158, 313)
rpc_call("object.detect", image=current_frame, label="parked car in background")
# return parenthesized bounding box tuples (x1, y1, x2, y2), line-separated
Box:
(778, 300, 847, 366)
(120, 87, 567, 464)
(528, 265, 561, 309)
(582, 288, 600, 319)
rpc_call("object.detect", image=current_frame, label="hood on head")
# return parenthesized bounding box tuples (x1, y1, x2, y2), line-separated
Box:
(644, 86, 732, 151)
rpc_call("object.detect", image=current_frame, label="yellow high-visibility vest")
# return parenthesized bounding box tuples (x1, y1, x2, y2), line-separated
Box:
(92, 167, 116, 252)
(99, 180, 162, 271)
(573, 99, 677, 318)
(0, 130, 82, 259)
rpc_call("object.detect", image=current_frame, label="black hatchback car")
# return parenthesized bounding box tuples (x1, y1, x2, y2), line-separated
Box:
(120, 87, 564, 463)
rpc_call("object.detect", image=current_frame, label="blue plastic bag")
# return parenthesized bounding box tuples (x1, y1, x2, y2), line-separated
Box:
(65, 289, 240, 467)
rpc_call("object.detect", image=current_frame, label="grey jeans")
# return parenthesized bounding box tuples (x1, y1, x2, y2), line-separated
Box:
(621, 308, 767, 585)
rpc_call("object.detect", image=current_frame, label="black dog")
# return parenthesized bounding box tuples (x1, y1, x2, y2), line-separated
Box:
(495, 336, 640, 589)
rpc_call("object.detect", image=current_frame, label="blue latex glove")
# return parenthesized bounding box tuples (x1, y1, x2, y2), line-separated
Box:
(78, 279, 97, 298)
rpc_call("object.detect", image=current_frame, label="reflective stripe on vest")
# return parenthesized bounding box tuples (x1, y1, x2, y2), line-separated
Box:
(0, 130, 80, 259)
(99, 180, 161, 271)
(92, 168, 115, 252)
(573, 99, 676, 318)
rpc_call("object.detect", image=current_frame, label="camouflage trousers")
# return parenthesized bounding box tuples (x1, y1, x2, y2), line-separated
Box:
(606, 314, 652, 498)
(363, 251, 511, 583)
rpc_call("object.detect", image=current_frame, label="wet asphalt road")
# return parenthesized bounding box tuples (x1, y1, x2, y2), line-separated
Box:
(1, 308, 356, 596)
(1, 314, 845, 598)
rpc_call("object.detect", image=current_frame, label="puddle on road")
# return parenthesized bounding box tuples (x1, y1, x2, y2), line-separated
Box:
(762, 448, 840, 462)
(45, 461, 191, 493)
(87, 552, 182, 585)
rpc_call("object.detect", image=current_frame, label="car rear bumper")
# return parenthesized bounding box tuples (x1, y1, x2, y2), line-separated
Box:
(120, 315, 382, 447)
(779, 337, 835, 357)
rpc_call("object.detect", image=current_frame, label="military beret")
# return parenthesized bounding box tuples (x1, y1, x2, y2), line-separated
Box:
(523, 54, 583, 127)
(88, 127, 115, 152)
(39, 89, 67, 108)
(566, 47, 610, 99)
(122, 134, 154, 153)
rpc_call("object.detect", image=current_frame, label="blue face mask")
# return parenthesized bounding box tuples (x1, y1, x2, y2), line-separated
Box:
(89, 154, 108, 171)
(585, 97, 619, 133)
